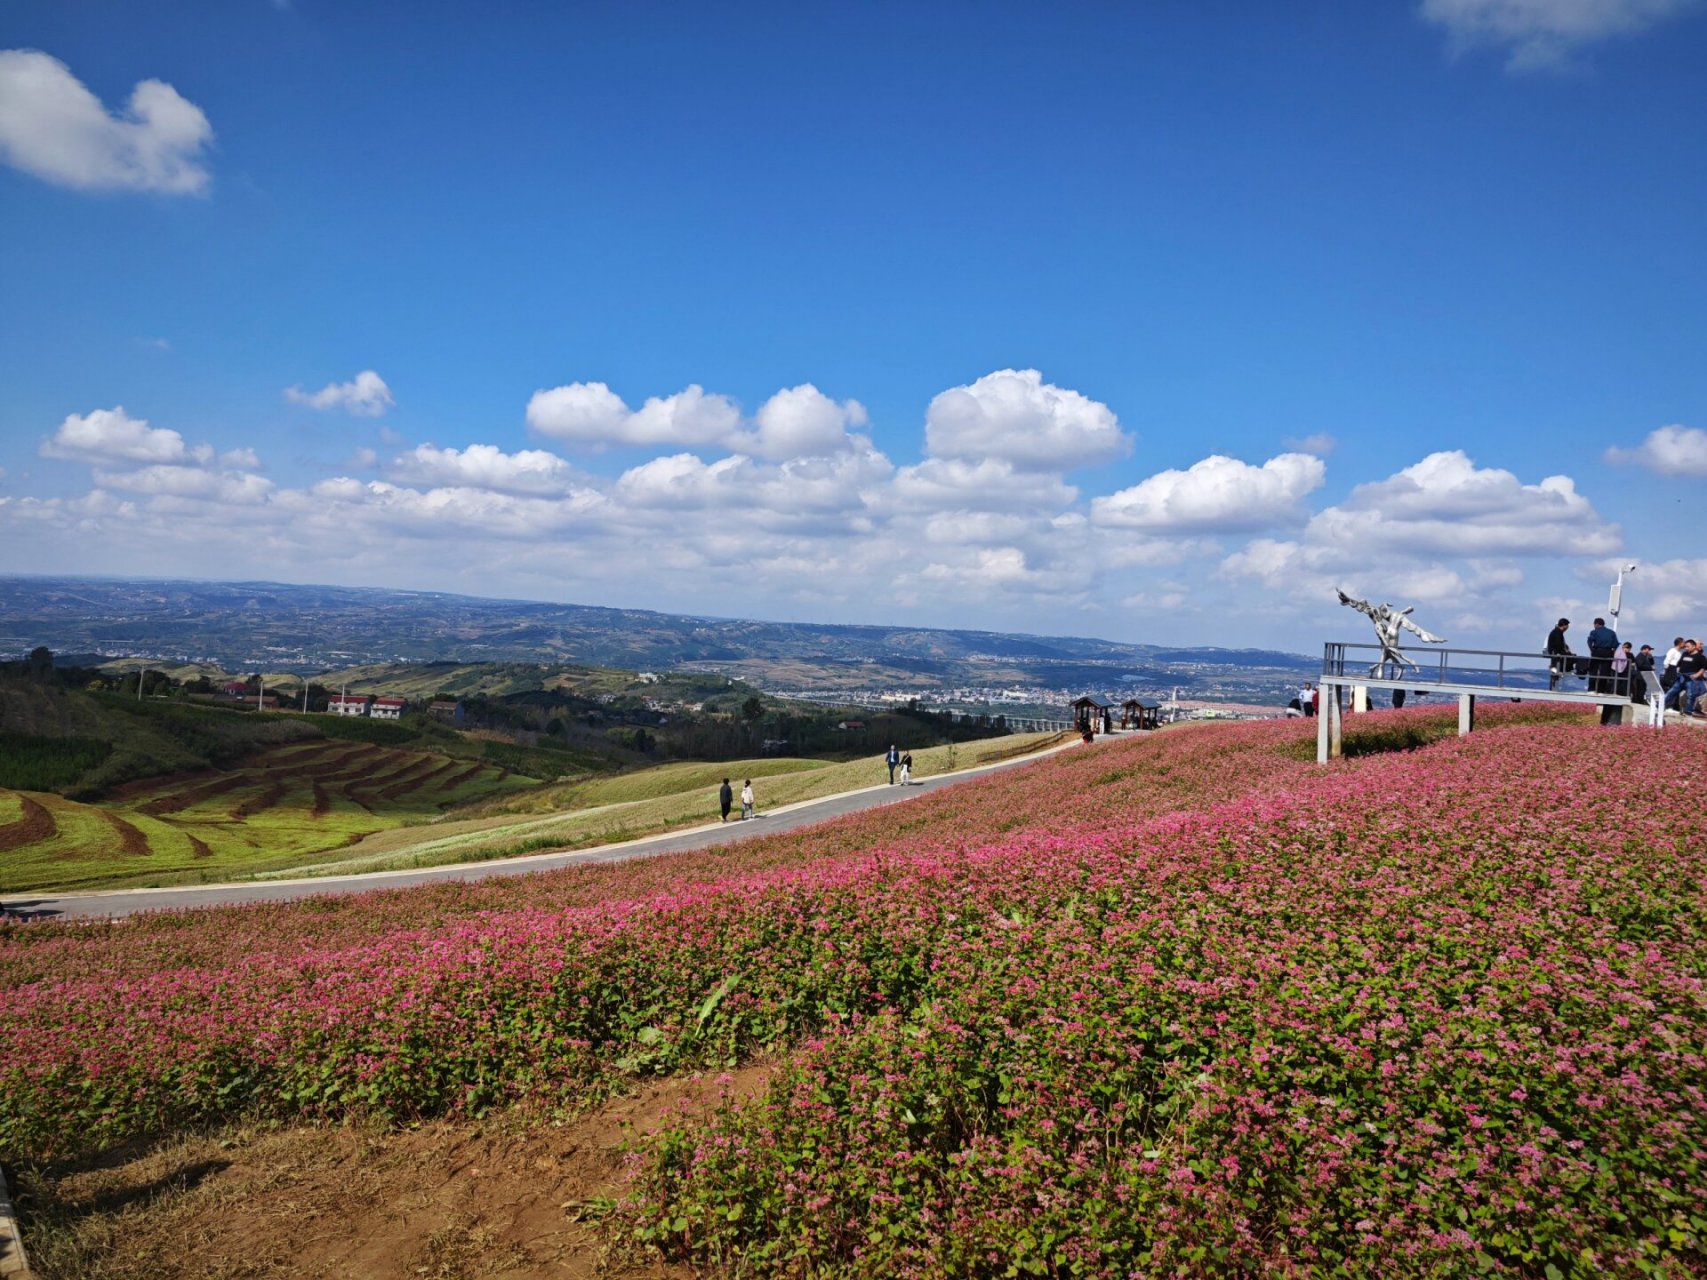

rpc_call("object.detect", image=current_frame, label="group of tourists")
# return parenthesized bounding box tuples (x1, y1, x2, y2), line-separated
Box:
(1545, 617, 1707, 721)
(715, 744, 924, 823)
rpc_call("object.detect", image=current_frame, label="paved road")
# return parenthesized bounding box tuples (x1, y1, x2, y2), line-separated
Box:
(8, 744, 1070, 921)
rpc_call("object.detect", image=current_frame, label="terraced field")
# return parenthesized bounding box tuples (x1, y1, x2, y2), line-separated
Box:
(0, 740, 532, 893)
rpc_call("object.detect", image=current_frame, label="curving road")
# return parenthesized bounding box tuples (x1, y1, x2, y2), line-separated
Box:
(8, 741, 1075, 921)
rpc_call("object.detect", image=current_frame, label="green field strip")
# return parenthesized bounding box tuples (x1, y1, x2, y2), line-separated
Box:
(0, 790, 24, 825)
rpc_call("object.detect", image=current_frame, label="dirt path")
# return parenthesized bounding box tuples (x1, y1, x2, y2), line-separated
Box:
(22, 1065, 770, 1279)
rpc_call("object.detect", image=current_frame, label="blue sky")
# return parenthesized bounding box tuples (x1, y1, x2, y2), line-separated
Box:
(1, 0, 1703, 652)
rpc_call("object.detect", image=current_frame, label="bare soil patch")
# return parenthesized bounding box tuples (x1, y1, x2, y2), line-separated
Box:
(0, 796, 55, 850)
(17, 1064, 771, 1280)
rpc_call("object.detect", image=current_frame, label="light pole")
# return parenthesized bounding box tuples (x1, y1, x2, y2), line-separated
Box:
(1608, 563, 1637, 626)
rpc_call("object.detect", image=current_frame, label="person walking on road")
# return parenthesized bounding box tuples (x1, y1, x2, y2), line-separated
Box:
(740, 779, 755, 820)
(899, 751, 913, 785)
(886, 744, 900, 784)
(718, 778, 733, 823)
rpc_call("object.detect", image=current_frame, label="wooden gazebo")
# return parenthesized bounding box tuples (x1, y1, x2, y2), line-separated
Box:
(1071, 696, 1114, 736)
(1121, 697, 1161, 730)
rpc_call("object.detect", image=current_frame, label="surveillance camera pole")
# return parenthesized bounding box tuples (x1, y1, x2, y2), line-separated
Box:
(1608, 563, 1636, 625)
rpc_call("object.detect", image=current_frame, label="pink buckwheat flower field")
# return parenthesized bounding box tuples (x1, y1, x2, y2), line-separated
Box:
(3, 706, 1703, 1277)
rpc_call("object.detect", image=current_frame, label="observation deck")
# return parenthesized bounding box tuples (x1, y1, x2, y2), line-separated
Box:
(1314, 641, 1662, 763)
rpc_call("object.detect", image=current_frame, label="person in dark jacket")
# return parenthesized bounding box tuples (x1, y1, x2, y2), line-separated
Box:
(1631, 644, 1656, 705)
(1585, 617, 1618, 695)
(718, 778, 733, 822)
(1545, 618, 1572, 689)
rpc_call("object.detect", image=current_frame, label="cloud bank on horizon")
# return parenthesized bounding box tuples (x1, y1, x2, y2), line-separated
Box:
(6, 365, 1699, 644)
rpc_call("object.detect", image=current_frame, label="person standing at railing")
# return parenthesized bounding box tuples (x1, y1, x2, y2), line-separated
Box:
(1585, 617, 1618, 696)
(1632, 644, 1656, 706)
(1546, 618, 1573, 689)
(1662, 637, 1686, 691)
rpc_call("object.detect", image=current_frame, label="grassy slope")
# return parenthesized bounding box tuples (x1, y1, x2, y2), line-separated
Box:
(285, 732, 1068, 878)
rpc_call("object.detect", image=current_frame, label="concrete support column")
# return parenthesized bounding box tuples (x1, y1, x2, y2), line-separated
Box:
(1330, 684, 1344, 759)
(1352, 685, 1368, 713)
(1317, 683, 1331, 763)
(1458, 693, 1475, 736)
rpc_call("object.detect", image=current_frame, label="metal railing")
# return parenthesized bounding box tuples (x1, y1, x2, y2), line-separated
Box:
(1320, 642, 1644, 702)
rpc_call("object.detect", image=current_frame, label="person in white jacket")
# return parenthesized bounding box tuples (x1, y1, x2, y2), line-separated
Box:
(740, 780, 755, 820)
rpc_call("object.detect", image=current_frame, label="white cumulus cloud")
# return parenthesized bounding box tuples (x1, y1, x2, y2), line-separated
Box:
(625, 385, 743, 448)
(1307, 450, 1620, 557)
(924, 369, 1130, 472)
(93, 465, 275, 504)
(1419, 0, 1694, 70)
(1091, 452, 1325, 533)
(730, 384, 869, 461)
(41, 406, 212, 466)
(285, 370, 394, 417)
(0, 50, 213, 194)
(1604, 424, 1707, 477)
(525, 381, 632, 444)
(389, 443, 578, 496)
(526, 382, 741, 450)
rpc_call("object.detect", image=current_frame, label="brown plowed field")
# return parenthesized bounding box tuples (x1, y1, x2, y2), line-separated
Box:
(186, 835, 213, 859)
(0, 796, 55, 850)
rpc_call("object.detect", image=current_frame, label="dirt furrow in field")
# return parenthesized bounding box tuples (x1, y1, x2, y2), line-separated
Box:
(0, 796, 55, 850)
(317, 750, 410, 787)
(232, 783, 287, 819)
(257, 744, 374, 780)
(101, 809, 151, 857)
(138, 773, 248, 816)
(378, 757, 459, 802)
(186, 835, 214, 859)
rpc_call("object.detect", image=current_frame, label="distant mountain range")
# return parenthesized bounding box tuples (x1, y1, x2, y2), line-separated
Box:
(0, 576, 1316, 700)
